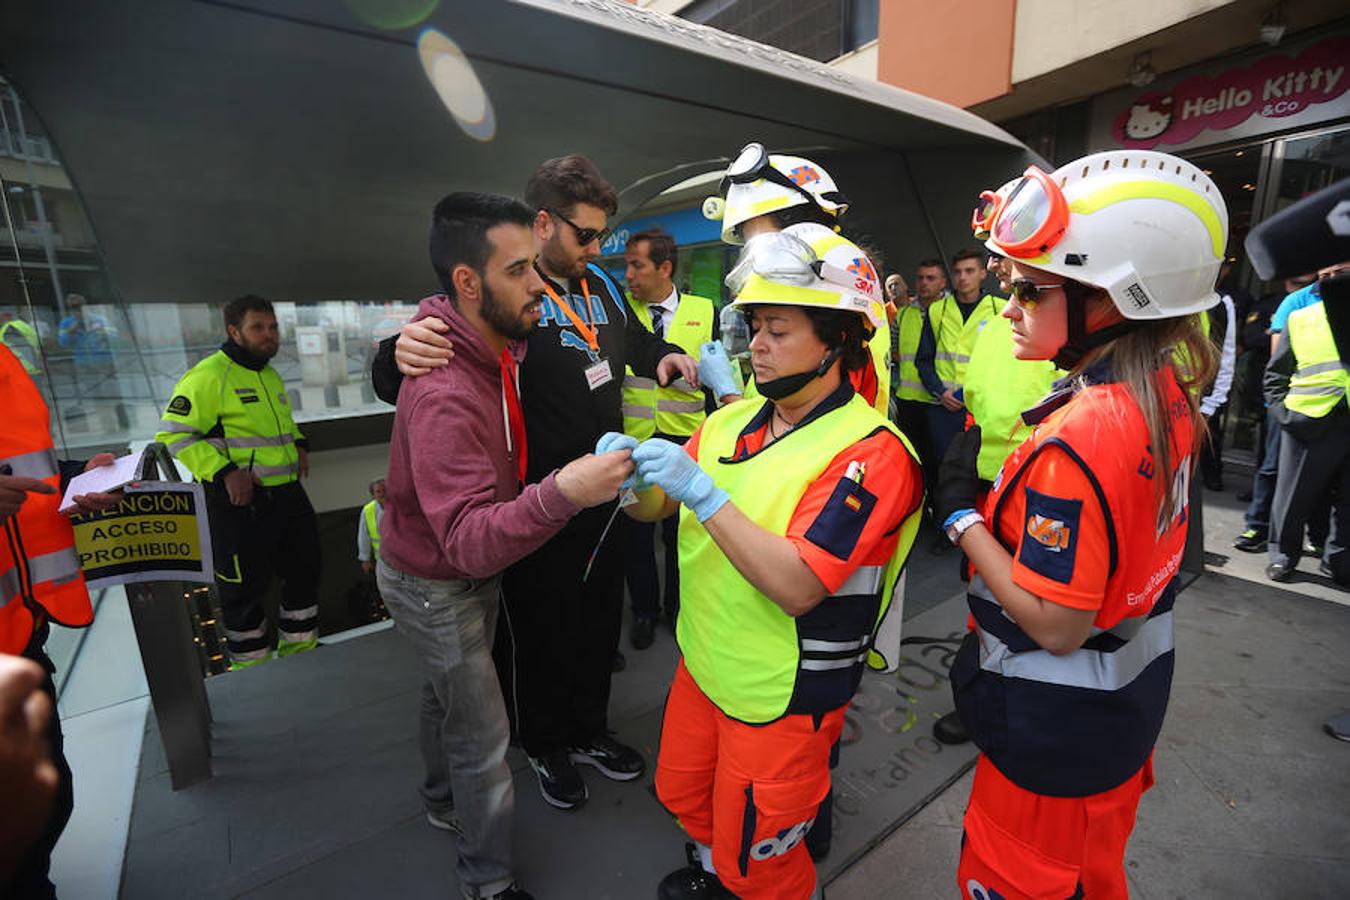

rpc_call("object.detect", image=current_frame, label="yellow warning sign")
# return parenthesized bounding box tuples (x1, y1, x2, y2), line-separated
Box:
(70, 483, 213, 588)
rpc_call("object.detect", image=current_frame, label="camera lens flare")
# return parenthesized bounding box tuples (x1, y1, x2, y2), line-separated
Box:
(344, 0, 440, 30)
(417, 28, 496, 142)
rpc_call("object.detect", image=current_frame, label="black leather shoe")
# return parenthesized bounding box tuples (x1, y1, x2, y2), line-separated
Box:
(933, 711, 970, 745)
(1233, 529, 1267, 553)
(631, 615, 656, 650)
(1265, 562, 1294, 582)
(657, 845, 733, 899)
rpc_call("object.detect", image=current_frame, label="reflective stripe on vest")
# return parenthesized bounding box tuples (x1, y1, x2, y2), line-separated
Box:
(893, 305, 932, 403)
(0, 346, 93, 654)
(951, 375, 1191, 797)
(1285, 302, 1348, 419)
(621, 293, 713, 440)
(678, 394, 922, 723)
(362, 500, 381, 558)
(154, 350, 304, 486)
(962, 316, 1060, 481)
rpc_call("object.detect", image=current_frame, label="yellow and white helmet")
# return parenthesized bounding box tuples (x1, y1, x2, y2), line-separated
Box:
(982, 149, 1228, 319)
(726, 231, 882, 332)
(703, 142, 849, 245)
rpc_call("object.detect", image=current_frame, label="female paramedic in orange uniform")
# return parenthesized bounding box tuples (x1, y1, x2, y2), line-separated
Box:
(936, 150, 1226, 899)
(600, 231, 923, 900)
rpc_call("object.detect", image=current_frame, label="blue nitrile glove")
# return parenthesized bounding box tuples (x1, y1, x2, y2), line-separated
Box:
(632, 438, 728, 522)
(699, 341, 739, 399)
(595, 431, 640, 490)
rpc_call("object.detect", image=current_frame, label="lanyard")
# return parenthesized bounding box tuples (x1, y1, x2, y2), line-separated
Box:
(499, 350, 527, 485)
(542, 277, 598, 351)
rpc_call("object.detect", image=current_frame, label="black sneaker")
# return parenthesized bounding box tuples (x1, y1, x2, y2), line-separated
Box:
(933, 710, 971, 745)
(631, 615, 656, 650)
(569, 734, 645, 781)
(1233, 529, 1267, 553)
(528, 750, 588, 810)
(657, 844, 733, 900)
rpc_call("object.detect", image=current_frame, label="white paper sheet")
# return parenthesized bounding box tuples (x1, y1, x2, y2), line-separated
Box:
(59, 453, 141, 513)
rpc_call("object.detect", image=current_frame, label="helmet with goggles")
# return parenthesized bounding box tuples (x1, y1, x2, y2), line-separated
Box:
(981, 150, 1228, 319)
(704, 142, 849, 245)
(726, 231, 882, 332)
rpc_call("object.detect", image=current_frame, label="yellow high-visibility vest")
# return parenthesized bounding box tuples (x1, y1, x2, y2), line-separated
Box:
(1285, 302, 1347, 419)
(621, 293, 713, 440)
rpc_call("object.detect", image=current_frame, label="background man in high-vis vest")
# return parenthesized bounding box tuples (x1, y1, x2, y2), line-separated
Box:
(2, 343, 120, 897)
(357, 477, 385, 574)
(891, 263, 941, 481)
(0, 310, 42, 375)
(913, 248, 1003, 518)
(620, 228, 722, 651)
(1263, 262, 1350, 585)
(155, 296, 321, 669)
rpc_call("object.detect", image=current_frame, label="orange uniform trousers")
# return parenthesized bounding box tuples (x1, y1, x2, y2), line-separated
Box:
(655, 659, 842, 900)
(957, 754, 1155, 900)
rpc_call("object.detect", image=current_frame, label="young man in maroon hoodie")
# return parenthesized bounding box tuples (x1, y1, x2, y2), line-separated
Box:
(378, 192, 634, 900)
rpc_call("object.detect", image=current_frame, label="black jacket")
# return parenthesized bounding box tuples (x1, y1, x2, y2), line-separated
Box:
(374, 263, 681, 479)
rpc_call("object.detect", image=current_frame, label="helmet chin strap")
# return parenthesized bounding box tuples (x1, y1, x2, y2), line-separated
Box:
(757, 346, 843, 401)
(1051, 288, 1142, 371)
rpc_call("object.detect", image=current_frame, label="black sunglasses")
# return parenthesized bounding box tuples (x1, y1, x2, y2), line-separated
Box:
(1008, 278, 1065, 308)
(548, 207, 612, 248)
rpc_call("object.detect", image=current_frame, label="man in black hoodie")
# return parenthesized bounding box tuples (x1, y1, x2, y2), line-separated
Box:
(373, 156, 697, 812)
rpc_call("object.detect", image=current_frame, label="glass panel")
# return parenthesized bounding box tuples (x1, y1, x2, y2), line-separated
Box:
(0, 77, 417, 688)
(1271, 126, 1350, 226)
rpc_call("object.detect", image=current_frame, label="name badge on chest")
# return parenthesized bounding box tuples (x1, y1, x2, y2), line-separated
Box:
(584, 358, 614, 391)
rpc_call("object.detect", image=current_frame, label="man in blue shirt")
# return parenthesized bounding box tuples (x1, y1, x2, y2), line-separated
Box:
(1233, 275, 1330, 554)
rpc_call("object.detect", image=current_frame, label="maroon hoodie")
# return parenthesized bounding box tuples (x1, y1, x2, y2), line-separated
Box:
(381, 293, 580, 580)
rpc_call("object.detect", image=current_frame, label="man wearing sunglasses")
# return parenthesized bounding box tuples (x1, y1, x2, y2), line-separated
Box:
(372, 156, 699, 814)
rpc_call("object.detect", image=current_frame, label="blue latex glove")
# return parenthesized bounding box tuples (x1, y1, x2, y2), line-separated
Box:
(595, 431, 640, 490)
(632, 438, 728, 523)
(699, 341, 740, 399)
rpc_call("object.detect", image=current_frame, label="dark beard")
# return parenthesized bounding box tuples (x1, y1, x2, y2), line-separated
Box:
(481, 280, 535, 341)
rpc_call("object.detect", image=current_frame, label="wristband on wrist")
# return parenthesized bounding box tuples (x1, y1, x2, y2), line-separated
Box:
(945, 510, 985, 546)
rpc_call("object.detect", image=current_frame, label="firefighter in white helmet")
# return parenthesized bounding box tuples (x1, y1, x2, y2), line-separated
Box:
(699, 143, 893, 419)
(936, 150, 1225, 899)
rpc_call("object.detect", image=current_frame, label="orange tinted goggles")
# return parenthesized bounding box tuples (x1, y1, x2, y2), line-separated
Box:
(985, 166, 1070, 260)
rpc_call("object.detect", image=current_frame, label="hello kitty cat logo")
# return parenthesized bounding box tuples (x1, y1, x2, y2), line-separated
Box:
(1122, 95, 1174, 140)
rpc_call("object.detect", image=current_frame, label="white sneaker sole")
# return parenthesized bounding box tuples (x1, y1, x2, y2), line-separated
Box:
(568, 751, 644, 782)
(425, 811, 464, 835)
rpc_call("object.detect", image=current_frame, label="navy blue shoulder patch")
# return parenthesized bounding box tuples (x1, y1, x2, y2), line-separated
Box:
(804, 478, 876, 561)
(1017, 487, 1083, 584)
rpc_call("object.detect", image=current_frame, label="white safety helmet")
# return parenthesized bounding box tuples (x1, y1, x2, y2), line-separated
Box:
(982, 150, 1228, 319)
(703, 142, 849, 245)
(726, 231, 882, 332)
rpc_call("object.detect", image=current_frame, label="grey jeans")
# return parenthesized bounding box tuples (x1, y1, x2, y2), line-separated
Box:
(377, 560, 515, 899)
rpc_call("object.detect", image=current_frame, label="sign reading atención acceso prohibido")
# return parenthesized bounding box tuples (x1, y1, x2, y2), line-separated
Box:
(69, 483, 214, 589)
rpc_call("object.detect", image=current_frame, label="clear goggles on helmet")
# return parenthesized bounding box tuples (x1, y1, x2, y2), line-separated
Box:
(718, 141, 847, 212)
(726, 231, 828, 296)
(983, 165, 1070, 259)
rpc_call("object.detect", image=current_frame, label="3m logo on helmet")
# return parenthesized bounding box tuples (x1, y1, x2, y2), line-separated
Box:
(847, 256, 878, 287)
(789, 165, 821, 186)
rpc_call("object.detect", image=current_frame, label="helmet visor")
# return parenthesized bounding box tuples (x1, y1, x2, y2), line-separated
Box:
(726, 142, 769, 182)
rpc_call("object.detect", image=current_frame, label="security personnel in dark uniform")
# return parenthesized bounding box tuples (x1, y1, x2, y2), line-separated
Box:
(156, 295, 320, 668)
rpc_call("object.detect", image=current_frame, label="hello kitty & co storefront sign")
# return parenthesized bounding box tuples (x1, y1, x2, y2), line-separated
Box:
(1095, 33, 1350, 152)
